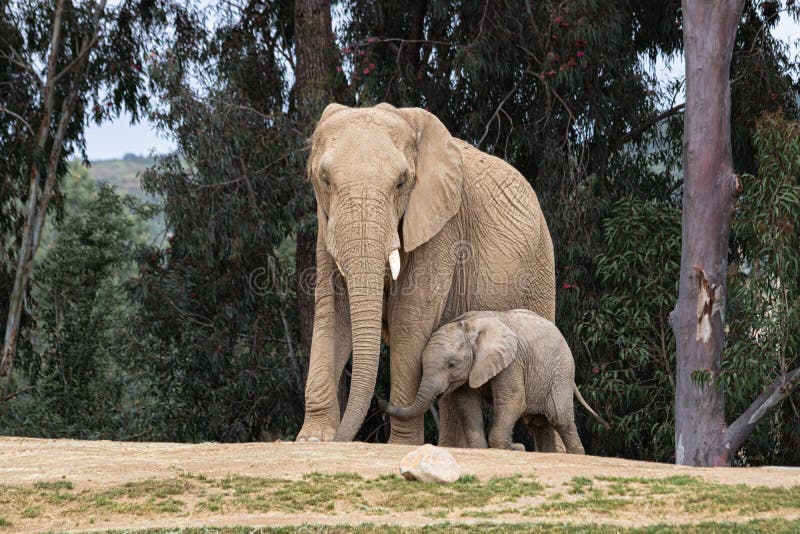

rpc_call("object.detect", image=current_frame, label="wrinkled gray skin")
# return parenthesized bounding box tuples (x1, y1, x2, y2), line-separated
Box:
(384, 309, 609, 453)
(297, 103, 557, 447)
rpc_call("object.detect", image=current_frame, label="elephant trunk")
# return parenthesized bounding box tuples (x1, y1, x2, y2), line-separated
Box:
(383, 376, 444, 421)
(332, 188, 392, 442)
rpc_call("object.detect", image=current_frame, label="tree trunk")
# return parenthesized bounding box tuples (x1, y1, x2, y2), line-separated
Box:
(670, 0, 743, 467)
(293, 0, 350, 381)
(1, 0, 65, 380)
(1, 0, 105, 383)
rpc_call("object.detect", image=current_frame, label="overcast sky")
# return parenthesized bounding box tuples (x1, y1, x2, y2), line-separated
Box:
(83, 16, 799, 161)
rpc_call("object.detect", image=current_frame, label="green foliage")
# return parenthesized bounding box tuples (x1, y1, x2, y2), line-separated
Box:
(577, 197, 681, 461)
(119, 3, 307, 442)
(578, 114, 800, 464)
(0, 0, 196, 394)
(726, 112, 800, 465)
(343, 0, 799, 458)
(0, 182, 142, 439)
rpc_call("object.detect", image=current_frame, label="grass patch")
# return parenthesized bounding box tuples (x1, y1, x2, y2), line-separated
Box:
(524, 475, 800, 518)
(591, 475, 800, 515)
(535, 491, 630, 515)
(202, 472, 542, 514)
(3, 472, 800, 530)
(0, 472, 543, 526)
(98, 517, 800, 533)
(568, 476, 594, 494)
(423, 509, 448, 519)
(33, 480, 74, 491)
(20, 506, 40, 518)
(0, 477, 193, 521)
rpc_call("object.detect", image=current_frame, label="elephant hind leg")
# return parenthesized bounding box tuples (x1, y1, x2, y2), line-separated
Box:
(526, 416, 566, 453)
(553, 420, 585, 455)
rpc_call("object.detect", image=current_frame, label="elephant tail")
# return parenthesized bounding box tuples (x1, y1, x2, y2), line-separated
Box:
(573, 384, 611, 430)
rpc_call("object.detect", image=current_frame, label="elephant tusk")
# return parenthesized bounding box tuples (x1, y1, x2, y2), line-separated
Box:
(335, 259, 344, 274)
(389, 249, 400, 280)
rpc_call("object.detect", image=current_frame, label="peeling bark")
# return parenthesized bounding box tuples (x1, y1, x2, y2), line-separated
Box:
(693, 266, 724, 343)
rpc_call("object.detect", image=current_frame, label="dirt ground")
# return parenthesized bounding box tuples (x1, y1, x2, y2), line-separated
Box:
(1, 437, 799, 532)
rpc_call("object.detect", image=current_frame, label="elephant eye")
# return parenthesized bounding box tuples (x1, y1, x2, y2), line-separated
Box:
(321, 173, 331, 187)
(447, 359, 457, 368)
(396, 173, 407, 189)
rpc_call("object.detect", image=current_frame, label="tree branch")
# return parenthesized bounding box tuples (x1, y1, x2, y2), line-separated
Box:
(0, 48, 44, 89)
(478, 80, 520, 147)
(722, 366, 800, 454)
(617, 103, 685, 149)
(31, 2, 107, 255)
(0, 385, 35, 403)
(0, 105, 33, 135)
(51, 0, 108, 85)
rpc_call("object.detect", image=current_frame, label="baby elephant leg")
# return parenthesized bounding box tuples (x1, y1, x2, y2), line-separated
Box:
(453, 388, 488, 448)
(552, 419, 585, 454)
(489, 404, 526, 451)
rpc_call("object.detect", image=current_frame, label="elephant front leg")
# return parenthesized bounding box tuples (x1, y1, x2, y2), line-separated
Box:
(297, 252, 352, 442)
(385, 320, 432, 445)
(438, 395, 471, 447)
(386, 250, 455, 445)
(452, 387, 488, 448)
(489, 403, 526, 451)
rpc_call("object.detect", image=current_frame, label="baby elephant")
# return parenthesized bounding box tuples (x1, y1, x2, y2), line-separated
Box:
(382, 309, 609, 453)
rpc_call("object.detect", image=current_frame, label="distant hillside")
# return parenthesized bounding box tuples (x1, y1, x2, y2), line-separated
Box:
(83, 153, 156, 199)
(69, 154, 166, 245)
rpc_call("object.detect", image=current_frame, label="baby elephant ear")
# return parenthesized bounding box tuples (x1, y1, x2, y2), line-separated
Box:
(462, 315, 519, 388)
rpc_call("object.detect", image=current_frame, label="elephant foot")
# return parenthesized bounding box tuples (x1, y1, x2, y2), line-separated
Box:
(296, 423, 337, 443)
(387, 431, 424, 446)
(387, 422, 425, 445)
(509, 442, 526, 452)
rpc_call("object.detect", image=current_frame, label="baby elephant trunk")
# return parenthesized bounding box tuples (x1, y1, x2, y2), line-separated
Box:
(380, 377, 444, 421)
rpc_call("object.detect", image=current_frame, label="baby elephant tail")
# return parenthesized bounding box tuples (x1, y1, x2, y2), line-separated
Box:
(573, 385, 611, 430)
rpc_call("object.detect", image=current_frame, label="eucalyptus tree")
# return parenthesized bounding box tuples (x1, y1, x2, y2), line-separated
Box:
(0, 0, 191, 389)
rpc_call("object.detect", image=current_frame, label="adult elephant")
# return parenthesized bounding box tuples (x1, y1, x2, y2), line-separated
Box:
(296, 103, 556, 448)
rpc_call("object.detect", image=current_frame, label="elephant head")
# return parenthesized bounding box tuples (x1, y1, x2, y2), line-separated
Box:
(308, 103, 463, 441)
(383, 314, 519, 420)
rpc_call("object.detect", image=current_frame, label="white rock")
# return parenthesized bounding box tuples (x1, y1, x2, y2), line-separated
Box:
(399, 444, 461, 483)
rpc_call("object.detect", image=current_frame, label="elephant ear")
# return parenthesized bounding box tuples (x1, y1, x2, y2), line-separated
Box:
(377, 104, 463, 252)
(310, 103, 349, 178)
(462, 315, 519, 389)
(317, 103, 348, 126)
